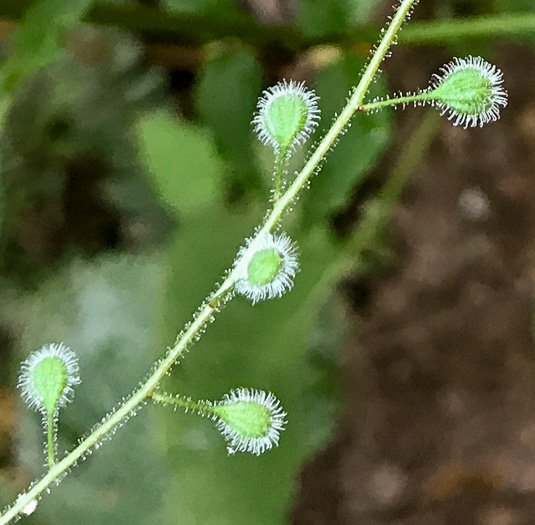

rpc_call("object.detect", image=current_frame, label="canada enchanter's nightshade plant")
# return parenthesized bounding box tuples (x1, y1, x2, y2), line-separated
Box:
(3, 0, 511, 522)
(253, 80, 320, 200)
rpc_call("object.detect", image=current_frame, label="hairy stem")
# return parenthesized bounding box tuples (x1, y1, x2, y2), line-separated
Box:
(402, 13, 535, 44)
(151, 392, 211, 416)
(0, 0, 418, 522)
(361, 92, 432, 112)
(46, 413, 55, 469)
(272, 149, 288, 202)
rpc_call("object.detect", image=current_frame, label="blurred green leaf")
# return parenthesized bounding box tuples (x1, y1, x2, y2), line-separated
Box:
(135, 111, 224, 217)
(3, 0, 93, 91)
(302, 52, 392, 223)
(493, 0, 535, 12)
(298, 0, 377, 37)
(162, 0, 236, 15)
(196, 49, 263, 192)
(0, 35, 170, 273)
(298, 0, 350, 37)
(3, 253, 170, 524)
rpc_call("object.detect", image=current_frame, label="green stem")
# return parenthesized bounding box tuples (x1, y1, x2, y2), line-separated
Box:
(151, 392, 209, 415)
(351, 110, 442, 248)
(272, 149, 288, 202)
(361, 92, 433, 112)
(0, 0, 418, 522)
(401, 13, 535, 44)
(207, 284, 235, 309)
(46, 413, 55, 469)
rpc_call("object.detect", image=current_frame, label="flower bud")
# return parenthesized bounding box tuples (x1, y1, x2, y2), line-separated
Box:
(18, 343, 80, 415)
(253, 80, 320, 153)
(234, 232, 299, 304)
(212, 388, 287, 456)
(425, 56, 507, 128)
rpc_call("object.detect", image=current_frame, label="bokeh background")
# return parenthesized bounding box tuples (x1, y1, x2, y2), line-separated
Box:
(0, 0, 534, 524)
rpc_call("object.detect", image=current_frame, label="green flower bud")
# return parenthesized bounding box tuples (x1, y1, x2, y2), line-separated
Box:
(247, 249, 282, 286)
(253, 80, 320, 153)
(234, 232, 299, 304)
(18, 343, 80, 415)
(212, 389, 287, 456)
(424, 56, 508, 128)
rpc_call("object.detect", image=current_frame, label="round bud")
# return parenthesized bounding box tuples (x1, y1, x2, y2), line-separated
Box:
(234, 232, 299, 304)
(247, 248, 282, 286)
(252, 80, 320, 153)
(212, 388, 287, 456)
(18, 343, 81, 415)
(425, 56, 508, 128)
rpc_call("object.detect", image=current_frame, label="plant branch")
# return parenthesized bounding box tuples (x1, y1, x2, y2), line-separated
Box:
(46, 413, 55, 469)
(151, 392, 207, 414)
(401, 13, 535, 44)
(361, 94, 423, 112)
(0, 0, 418, 522)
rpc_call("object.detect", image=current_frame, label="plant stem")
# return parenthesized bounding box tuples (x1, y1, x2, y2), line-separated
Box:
(46, 413, 55, 469)
(151, 392, 208, 414)
(150, 392, 204, 411)
(272, 149, 288, 202)
(401, 13, 535, 44)
(361, 92, 434, 112)
(0, 0, 418, 522)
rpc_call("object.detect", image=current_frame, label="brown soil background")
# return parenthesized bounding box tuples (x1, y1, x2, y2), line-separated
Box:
(292, 42, 535, 525)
